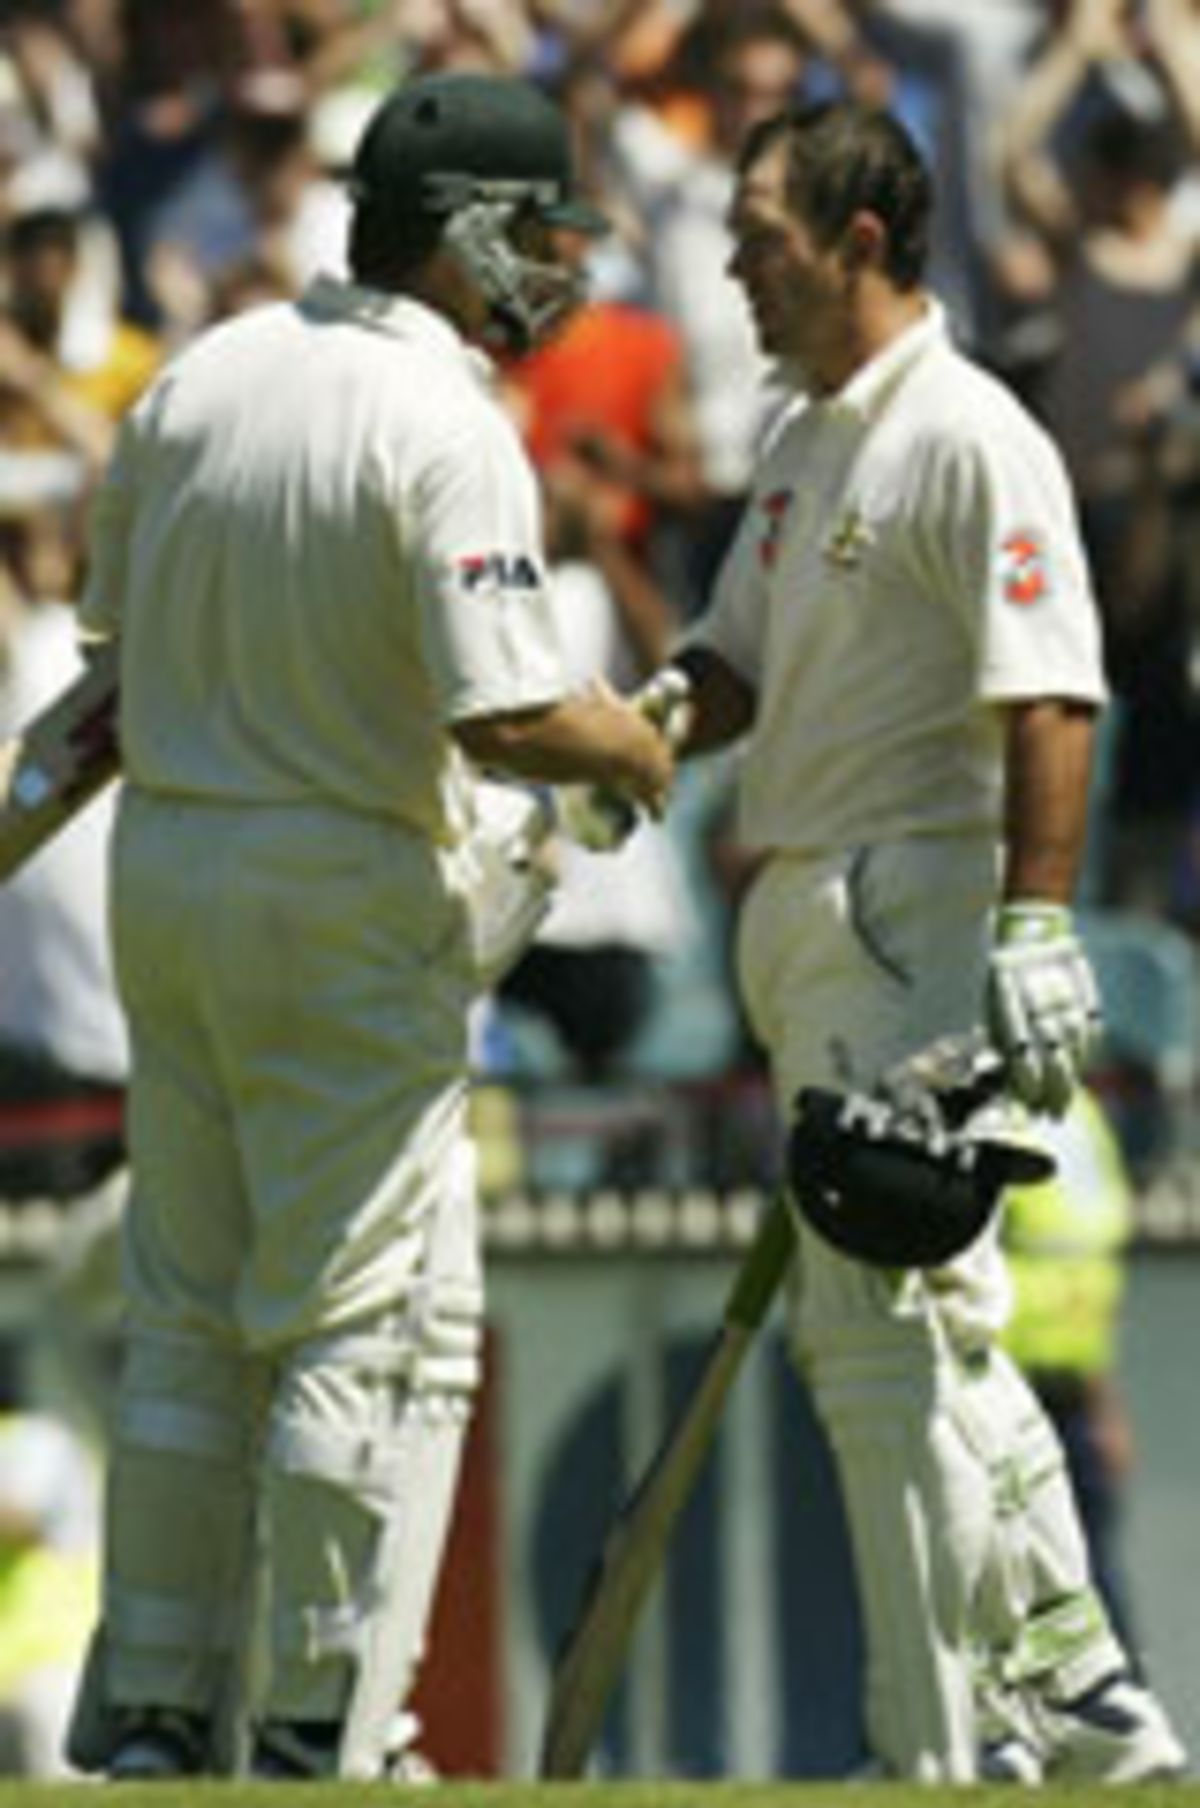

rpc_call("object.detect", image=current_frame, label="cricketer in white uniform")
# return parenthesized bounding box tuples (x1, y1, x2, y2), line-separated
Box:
(65, 73, 674, 1783)
(630, 101, 1185, 1783)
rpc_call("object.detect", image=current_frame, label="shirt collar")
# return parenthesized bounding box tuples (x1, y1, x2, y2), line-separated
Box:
(815, 297, 946, 423)
(299, 273, 496, 382)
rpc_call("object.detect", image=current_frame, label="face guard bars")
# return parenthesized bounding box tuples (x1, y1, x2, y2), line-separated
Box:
(426, 173, 588, 352)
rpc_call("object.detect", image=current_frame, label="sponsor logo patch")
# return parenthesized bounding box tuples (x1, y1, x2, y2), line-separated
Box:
(457, 552, 542, 592)
(758, 489, 791, 569)
(999, 530, 1050, 606)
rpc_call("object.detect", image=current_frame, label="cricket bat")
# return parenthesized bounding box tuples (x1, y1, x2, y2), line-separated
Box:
(0, 641, 121, 881)
(539, 1191, 796, 1779)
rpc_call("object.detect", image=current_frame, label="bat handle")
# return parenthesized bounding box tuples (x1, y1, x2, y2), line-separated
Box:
(723, 1194, 795, 1332)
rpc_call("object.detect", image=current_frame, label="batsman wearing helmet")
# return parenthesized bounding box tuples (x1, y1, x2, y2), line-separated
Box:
(64, 73, 673, 1783)
(611, 101, 1185, 1783)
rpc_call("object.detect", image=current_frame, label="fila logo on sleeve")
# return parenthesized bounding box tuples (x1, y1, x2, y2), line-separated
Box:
(999, 529, 1050, 606)
(457, 552, 542, 593)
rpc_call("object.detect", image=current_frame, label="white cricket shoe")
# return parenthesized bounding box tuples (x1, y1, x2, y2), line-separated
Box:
(250, 1715, 439, 1783)
(382, 1708, 439, 1782)
(978, 1732, 1044, 1784)
(981, 1673, 1187, 1785)
(1042, 1673, 1188, 1783)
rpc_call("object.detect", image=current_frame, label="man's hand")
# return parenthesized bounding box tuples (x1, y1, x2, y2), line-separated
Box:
(556, 668, 693, 851)
(453, 677, 674, 826)
(985, 902, 1102, 1116)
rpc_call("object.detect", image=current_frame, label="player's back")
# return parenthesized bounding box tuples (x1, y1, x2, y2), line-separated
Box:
(89, 277, 508, 842)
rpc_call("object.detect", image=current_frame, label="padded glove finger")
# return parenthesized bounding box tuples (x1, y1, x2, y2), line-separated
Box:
(985, 903, 1103, 1117)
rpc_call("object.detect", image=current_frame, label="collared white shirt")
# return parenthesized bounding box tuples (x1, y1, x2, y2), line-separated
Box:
(689, 302, 1107, 858)
(82, 275, 569, 845)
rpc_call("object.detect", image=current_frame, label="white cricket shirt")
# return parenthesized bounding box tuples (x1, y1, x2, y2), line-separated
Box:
(81, 275, 569, 845)
(689, 304, 1107, 857)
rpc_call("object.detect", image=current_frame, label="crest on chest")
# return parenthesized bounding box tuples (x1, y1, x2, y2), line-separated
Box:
(755, 490, 880, 576)
(821, 505, 875, 570)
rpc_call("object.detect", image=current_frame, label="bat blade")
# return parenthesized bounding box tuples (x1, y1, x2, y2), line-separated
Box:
(539, 1193, 795, 1779)
(0, 642, 120, 881)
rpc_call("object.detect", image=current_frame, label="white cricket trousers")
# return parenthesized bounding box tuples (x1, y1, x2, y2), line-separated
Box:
(737, 836, 1121, 1779)
(79, 789, 482, 1765)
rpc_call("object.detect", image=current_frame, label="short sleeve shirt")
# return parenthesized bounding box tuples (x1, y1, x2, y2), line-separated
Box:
(688, 305, 1107, 856)
(82, 276, 569, 845)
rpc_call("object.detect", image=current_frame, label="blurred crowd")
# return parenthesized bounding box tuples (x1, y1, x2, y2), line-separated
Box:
(1, 0, 1197, 1108)
(0, 2, 1196, 1773)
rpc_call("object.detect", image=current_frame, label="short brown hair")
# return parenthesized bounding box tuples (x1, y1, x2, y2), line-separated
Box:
(739, 99, 932, 289)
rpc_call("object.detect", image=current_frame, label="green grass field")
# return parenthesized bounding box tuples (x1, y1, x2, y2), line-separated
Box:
(0, 1787, 1197, 1807)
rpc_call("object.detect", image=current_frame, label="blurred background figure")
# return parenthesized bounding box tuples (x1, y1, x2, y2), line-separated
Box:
(491, 461, 695, 1090)
(600, 7, 812, 611)
(0, 1330, 98, 1779)
(995, 0, 1200, 919)
(0, 0, 100, 176)
(0, 166, 159, 482)
(1002, 1086, 1141, 1656)
(861, 0, 1048, 349)
(503, 268, 704, 573)
(106, 68, 339, 340)
(0, 491, 127, 1204)
(494, 231, 703, 1099)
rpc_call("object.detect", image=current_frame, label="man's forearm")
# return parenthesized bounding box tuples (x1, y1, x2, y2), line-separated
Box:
(1002, 698, 1099, 902)
(452, 687, 668, 800)
(988, 698, 1104, 1116)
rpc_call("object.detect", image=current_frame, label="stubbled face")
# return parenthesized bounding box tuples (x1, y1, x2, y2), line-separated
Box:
(726, 135, 849, 387)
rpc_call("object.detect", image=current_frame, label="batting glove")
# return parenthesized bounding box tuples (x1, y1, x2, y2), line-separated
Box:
(985, 902, 1102, 1118)
(635, 666, 696, 744)
(460, 782, 559, 987)
(555, 667, 694, 852)
(555, 783, 638, 851)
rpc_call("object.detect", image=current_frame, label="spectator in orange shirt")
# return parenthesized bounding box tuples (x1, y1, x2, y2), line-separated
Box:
(504, 287, 703, 559)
